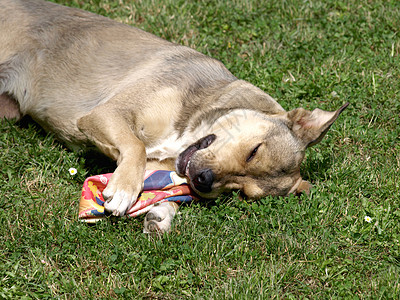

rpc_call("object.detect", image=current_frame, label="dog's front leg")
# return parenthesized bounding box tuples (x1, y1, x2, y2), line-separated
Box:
(78, 105, 146, 216)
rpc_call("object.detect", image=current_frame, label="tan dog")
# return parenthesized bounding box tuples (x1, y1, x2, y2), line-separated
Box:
(0, 0, 348, 233)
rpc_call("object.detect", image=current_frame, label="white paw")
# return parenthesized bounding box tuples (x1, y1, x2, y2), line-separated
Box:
(103, 189, 138, 217)
(143, 202, 178, 234)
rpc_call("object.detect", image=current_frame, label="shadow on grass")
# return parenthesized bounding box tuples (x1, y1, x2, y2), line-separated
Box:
(17, 115, 117, 175)
(301, 152, 334, 183)
(81, 150, 116, 175)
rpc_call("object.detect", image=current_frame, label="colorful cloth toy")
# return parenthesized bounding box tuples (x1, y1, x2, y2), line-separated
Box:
(78, 170, 195, 223)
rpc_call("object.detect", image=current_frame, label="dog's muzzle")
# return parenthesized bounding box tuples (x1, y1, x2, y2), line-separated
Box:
(176, 134, 216, 194)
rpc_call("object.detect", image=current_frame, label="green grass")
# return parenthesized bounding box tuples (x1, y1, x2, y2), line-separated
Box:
(1, 0, 400, 298)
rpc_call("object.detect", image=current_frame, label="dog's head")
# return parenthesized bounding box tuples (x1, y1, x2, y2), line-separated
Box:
(176, 103, 348, 199)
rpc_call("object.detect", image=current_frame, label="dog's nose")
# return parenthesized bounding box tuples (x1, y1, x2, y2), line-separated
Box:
(192, 169, 214, 193)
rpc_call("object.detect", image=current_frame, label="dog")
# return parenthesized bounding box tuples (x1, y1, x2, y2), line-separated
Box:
(0, 0, 348, 233)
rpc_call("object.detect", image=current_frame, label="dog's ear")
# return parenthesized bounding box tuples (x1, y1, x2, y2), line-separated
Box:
(287, 103, 349, 148)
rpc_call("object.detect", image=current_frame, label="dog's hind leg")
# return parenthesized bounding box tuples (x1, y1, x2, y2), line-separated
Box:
(0, 93, 22, 120)
(143, 202, 179, 234)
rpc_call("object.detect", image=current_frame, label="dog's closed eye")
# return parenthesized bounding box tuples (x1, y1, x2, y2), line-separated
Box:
(246, 143, 261, 162)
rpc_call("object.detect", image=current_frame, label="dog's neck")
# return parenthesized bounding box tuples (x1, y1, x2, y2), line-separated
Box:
(176, 80, 285, 135)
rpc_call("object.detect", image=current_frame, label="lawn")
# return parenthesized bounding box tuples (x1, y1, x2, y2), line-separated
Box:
(1, 0, 399, 298)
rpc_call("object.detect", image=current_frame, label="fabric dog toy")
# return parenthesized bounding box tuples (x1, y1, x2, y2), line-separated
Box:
(78, 170, 195, 223)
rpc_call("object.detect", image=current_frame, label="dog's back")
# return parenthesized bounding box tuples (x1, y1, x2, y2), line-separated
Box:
(0, 0, 238, 144)
(0, 0, 167, 114)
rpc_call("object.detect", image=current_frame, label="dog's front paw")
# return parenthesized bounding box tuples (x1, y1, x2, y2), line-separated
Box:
(103, 190, 136, 216)
(143, 202, 178, 234)
(103, 178, 143, 216)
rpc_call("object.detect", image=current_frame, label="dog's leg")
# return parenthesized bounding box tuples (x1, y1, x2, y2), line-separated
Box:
(0, 93, 22, 120)
(144, 159, 180, 234)
(143, 202, 179, 234)
(77, 105, 146, 216)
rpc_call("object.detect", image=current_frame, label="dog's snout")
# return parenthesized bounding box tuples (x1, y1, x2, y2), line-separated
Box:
(192, 169, 214, 193)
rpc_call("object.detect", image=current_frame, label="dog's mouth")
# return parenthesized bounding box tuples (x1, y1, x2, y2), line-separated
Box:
(176, 134, 216, 177)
